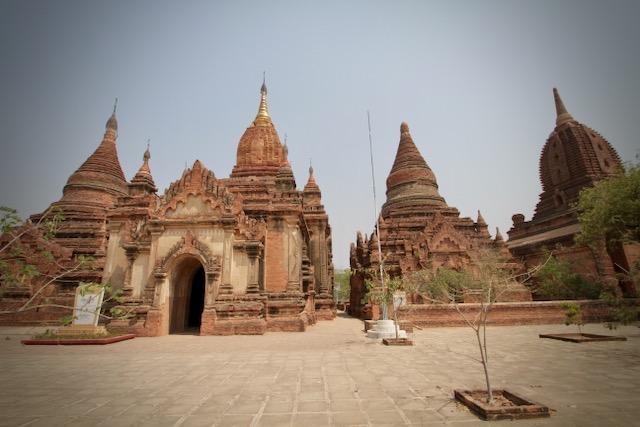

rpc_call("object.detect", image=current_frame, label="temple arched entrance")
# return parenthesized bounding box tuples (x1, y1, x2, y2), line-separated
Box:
(169, 257, 206, 334)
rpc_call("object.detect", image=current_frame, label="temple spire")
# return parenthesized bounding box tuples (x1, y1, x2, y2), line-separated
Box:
(476, 210, 487, 226)
(62, 106, 127, 201)
(382, 121, 445, 218)
(129, 141, 156, 195)
(253, 74, 272, 127)
(554, 88, 574, 126)
(106, 98, 118, 131)
(138, 140, 151, 175)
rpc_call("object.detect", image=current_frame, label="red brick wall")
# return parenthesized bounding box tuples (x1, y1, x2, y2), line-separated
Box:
(398, 300, 633, 327)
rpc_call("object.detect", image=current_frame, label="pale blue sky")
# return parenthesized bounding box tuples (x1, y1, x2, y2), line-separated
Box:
(1, 1, 639, 269)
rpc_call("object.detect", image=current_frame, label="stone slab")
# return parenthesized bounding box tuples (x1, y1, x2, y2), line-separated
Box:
(0, 314, 638, 426)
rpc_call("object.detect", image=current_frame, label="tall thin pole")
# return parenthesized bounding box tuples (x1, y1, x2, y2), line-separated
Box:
(367, 111, 387, 320)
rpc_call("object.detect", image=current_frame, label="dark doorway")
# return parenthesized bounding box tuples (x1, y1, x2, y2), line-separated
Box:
(188, 266, 205, 328)
(170, 258, 205, 335)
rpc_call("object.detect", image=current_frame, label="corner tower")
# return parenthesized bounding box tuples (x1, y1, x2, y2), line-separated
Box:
(508, 88, 627, 295)
(31, 103, 128, 284)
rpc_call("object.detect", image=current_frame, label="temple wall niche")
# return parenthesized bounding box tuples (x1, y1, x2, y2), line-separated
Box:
(102, 223, 127, 289)
(230, 250, 248, 294)
(265, 222, 288, 292)
(165, 194, 213, 218)
(131, 254, 149, 296)
(288, 225, 301, 286)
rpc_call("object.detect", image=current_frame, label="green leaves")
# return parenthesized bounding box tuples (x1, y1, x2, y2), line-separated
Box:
(0, 206, 22, 234)
(41, 207, 65, 240)
(559, 302, 583, 327)
(576, 161, 640, 247)
(532, 248, 603, 300)
(364, 273, 403, 306)
(334, 268, 352, 302)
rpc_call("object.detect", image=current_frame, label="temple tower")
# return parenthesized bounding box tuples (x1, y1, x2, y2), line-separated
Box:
(349, 122, 522, 319)
(508, 88, 633, 296)
(32, 104, 128, 285)
(101, 81, 335, 336)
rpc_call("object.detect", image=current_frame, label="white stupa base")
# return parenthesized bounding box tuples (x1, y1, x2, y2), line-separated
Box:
(366, 319, 407, 339)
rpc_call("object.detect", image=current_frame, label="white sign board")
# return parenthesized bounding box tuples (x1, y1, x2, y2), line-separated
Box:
(393, 291, 407, 308)
(73, 286, 105, 326)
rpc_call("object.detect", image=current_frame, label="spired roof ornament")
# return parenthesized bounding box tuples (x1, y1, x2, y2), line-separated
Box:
(253, 76, 273, 127)
(304, 162, 320, 193)
(231, 78, 286, 177)
(129, 141, 156, 193)
(106, 98, 118, 131)
(381, 122, 446, 218)
(553, 87, 575, 126)
(62, 101, 127, 202)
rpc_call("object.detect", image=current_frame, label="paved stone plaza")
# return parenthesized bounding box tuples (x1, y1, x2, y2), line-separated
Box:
(1, 313, 638, 426)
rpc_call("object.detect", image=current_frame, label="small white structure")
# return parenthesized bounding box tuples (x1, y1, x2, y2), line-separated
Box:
(366, 319, 407, 339)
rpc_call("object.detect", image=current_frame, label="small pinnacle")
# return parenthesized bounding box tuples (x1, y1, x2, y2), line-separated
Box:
(553, 88, 574, 126)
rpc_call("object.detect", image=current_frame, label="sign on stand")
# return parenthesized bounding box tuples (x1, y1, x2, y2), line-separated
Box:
(73, 284, 105, 326)
(393, 291, 407, 308)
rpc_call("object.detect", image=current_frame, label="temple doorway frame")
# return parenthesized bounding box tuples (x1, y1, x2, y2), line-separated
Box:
(168, 256, 206, 334)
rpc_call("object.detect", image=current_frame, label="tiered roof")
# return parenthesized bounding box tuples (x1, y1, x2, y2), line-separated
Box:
(230, 81, 287, 178)
(533, 88, 622, 221)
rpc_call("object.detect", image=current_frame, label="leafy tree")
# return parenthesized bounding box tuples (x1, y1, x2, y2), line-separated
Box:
(334, 268, 352, 303)
(403, 245, 548, 404)
(364, 273, 406, 339)
(532, 248, 602, 300)
(573, 161, 640, 326)
(575, 160, 640, 248)
(0, 206, 127, 321)
(559, 302, 583, 334)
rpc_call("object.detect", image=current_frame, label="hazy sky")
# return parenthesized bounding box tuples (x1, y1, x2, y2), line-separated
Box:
(1, 1, 638, 269)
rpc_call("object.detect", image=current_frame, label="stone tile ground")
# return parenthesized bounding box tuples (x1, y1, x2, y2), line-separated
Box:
(0, 314, 638, 426)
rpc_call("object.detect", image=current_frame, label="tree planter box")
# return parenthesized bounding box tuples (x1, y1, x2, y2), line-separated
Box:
(454, 389, 550, 421)
(539, 333, 627, 343)
(21, 334, 135, 345)
(382, 338, 413, 346)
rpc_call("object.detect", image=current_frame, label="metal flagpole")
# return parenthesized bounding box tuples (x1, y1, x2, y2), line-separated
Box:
(367, 111, 387, 321)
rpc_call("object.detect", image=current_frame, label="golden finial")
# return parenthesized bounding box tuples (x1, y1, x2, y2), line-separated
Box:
(253, 74, 272, 126)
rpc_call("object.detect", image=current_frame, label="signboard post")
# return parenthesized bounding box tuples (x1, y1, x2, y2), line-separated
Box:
(56, 283, 107, 337)
(73, 284, 105, 326)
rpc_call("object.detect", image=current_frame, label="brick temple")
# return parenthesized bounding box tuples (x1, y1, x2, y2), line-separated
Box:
(348, 122, 531, 319)
(0, 82, 336, 334)
(508, 88, 639, 297)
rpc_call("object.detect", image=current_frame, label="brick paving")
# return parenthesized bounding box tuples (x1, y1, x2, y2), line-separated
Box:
(0, 313, 639, 426)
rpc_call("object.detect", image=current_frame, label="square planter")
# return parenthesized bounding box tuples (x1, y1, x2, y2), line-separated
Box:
(21, 334, 136, 345)
(454, 388, 550, 421)
(382, 338, 413, 346)
(539, 333, 627, 343)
